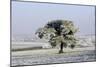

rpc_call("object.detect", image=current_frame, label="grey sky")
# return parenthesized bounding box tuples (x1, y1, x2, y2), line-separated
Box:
(12, 1, 95, 36)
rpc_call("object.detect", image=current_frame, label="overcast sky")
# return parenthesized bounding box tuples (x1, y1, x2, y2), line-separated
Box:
(12, 1, 95, 36)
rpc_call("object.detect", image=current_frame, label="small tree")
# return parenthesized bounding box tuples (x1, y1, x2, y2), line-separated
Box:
(35, 20, 78, 53)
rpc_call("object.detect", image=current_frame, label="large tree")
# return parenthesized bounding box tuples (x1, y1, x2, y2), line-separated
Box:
(35, 20, 78, 53)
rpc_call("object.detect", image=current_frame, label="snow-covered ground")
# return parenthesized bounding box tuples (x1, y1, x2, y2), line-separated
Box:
(12, 42, 52, 51)
(11, 48, 96, 66)
(11, 35, 95, 51)
(11, 35, 96, 66)
(76, 35, 95, 47)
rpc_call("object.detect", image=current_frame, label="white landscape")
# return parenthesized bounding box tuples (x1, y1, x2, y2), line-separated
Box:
(11, 35, 96, 66)
(11, 1, 96, 66)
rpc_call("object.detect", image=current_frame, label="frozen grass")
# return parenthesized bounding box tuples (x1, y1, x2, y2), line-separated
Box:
(11, 47, 96, 66)
(11, 35, 96, 66)
(12, 47, 95, 56)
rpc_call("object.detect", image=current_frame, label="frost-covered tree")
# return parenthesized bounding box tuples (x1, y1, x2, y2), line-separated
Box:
(35, 20, 78, 53)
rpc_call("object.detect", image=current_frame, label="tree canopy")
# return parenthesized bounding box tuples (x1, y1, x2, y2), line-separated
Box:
(35, 20, 78, 50)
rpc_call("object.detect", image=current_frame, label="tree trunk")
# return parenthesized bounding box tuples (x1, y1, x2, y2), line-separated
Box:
(59, 42, 64, 53)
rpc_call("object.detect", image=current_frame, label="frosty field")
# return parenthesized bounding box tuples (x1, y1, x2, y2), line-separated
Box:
(11, 35, 96, 66)
(11, 47, 96, 66)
